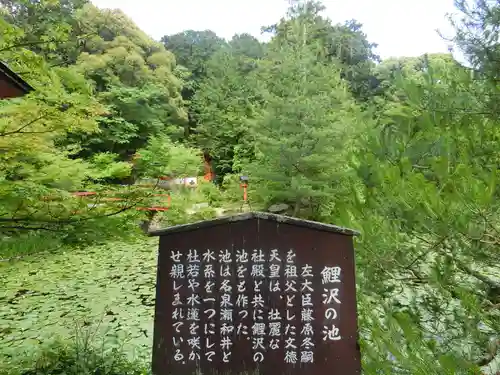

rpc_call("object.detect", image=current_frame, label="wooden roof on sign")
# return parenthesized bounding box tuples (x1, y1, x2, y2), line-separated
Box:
(148, 211, 360, 237)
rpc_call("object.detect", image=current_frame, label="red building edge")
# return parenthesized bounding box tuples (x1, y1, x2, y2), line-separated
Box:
(0, 61, 34, 99)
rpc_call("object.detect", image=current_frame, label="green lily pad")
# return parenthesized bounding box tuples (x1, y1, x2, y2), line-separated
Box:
(0, 238, 159, 363)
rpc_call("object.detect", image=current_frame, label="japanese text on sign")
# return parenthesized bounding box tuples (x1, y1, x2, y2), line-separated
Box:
(169, 248, 343, 364)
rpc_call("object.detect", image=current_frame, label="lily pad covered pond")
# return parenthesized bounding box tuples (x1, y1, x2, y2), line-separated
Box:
(0, 238, 158, 363)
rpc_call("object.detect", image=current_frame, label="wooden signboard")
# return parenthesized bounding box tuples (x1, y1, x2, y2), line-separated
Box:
(150, 212, 361, 375)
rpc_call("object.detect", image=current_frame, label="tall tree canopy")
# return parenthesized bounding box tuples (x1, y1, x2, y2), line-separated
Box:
(191, 33, 265, 181)
(263, 0, 379, 100)
(64, 4, 187, 160)
(161, 30, 226, 137)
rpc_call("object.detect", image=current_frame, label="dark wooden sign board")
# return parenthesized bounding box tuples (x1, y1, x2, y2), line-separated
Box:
(149, 212, 361, 375)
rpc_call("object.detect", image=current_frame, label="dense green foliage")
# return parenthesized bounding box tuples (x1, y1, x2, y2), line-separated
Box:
(4, 340, 150, 375)
(0, 0, 206, 250)
(1, 0, 500, 373)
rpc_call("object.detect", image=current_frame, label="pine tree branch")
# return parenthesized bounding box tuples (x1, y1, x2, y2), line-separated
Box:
(476, 339, 499, 367)
(404, 235, 448, 269)
(454, 258, 500, 291)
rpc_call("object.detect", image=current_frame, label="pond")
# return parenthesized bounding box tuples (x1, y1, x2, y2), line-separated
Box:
(0, 238, 158, 363)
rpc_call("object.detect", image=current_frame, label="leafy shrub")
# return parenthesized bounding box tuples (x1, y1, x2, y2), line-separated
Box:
(1, 340, 150, 375)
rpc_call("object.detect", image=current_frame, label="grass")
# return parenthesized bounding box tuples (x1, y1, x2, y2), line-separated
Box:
(1, 328, 151, 375)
